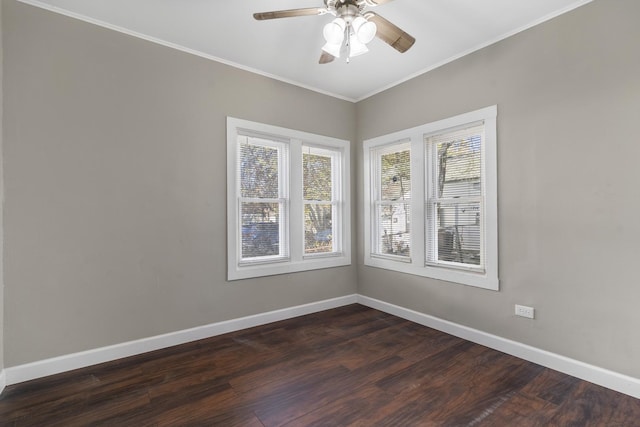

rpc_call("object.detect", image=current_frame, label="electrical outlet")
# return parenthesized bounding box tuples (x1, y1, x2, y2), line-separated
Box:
(515, 304, 535, 319)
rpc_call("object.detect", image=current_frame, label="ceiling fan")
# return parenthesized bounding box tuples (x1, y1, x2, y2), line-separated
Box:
(253, 0, 416, 64)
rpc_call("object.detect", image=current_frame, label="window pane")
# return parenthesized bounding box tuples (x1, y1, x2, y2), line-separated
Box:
(436, 135, 481, 198)
(305, 204, 333, 254)
(377, 203, 411, 257)
(434, 202, 481, 265)
(380, 150, 411, 201)
(241, 202, 280, 258)
(240, 142, 279, 198)
(303, 152, 332, 201)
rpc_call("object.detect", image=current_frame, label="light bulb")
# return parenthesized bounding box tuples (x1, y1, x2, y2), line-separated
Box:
(352, 16, 377, 44)
(323, 18, 346, 44)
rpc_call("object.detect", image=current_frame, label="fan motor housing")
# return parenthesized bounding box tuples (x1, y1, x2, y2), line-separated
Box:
(326, 0, 366, 21)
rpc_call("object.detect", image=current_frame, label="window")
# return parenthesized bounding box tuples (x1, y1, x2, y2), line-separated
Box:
(303, 146, 341, 255)
(238, 136, 288, 263)
(371, 141, 412, 260)
(227, 117, 350, 280)
(363, 106, 498, 290)
(426, 123, 484, 270)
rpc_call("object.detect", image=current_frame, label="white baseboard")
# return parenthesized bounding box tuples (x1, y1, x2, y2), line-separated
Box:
(0, 369, 6, 395)
(5, 293, 639, 400)
(4, 294, 358, 387)
(357, 295, 640, 399)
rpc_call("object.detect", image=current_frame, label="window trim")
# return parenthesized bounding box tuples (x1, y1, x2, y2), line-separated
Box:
(363, 106, 498, 290)
(227, 117, 351, 281)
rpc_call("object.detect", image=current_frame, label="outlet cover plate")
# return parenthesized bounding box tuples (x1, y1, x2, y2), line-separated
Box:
(515, 304, 535, 319)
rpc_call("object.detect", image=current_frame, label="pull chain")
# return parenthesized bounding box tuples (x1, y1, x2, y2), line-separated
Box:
(346, 25, 351, 63)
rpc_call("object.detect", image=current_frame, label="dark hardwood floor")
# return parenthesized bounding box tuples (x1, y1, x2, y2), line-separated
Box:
(1, 304, 638, 426)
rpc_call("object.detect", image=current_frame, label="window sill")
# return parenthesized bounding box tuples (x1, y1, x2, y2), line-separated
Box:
(229, 254, 351, 281)
(364, 255, 498, 291)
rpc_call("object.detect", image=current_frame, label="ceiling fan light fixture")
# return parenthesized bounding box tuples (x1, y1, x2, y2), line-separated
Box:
(323, 18, 346, 44)
(352, 16, 377, 44)
(253, 0, 417, 65)
(322, 41, 342, 58)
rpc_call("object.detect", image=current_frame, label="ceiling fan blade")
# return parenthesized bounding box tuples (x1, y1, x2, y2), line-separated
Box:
(253, 8, 327, 20)
(366, 12, 415, 53)
(319, 51, 335, 64)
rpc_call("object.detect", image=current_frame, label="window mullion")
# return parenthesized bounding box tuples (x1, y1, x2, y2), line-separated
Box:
(425, 136, 437, 264)
(409, 135, 425, 266)
(289, 139, 303, 262)
(330, 151, 341, 253)
(370, 151, 379, 255)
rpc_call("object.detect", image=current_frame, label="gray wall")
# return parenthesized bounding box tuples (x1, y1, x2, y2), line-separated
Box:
(3, 0, 357, 366)
(356, 0, 640, 378)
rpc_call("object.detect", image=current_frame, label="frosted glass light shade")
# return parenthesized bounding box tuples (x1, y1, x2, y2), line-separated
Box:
(323, 18, 346, 44)
(352, 16, 377, 44)
(322, 42, 342, 58)
(349, 36, 369, 57)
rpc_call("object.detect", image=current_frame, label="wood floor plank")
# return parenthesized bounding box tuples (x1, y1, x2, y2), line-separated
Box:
(520, 367, 581, 405)
(282, 383, 397, 427)
(473, 391, 560, 427)
(0, 375, 96, 419)
(345, 320, 465, 369)
(547, 380, 640, 427)
(370, 347, 546, 425)
(1, 304, 638, 426)
(42, 389, 150, 427)
(242, 364, 353, 426)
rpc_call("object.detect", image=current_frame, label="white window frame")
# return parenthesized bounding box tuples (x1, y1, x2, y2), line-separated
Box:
(237, 136, 290, 265)
(363, 106, 498, 290)
(227, 117, 351, 281)
(302, 144, 343, 257)
(370, 140, 412, 262)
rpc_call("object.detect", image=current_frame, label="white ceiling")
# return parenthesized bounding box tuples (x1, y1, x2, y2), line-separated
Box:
(21, 0, 592, 101)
